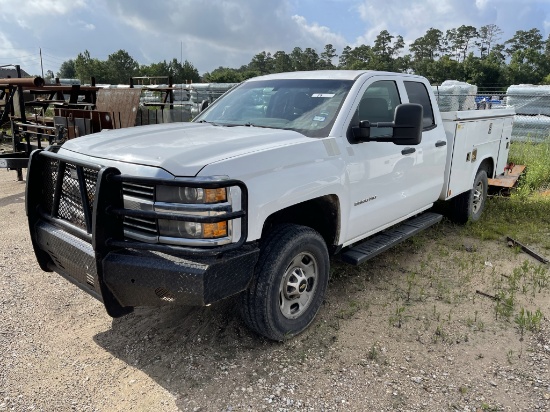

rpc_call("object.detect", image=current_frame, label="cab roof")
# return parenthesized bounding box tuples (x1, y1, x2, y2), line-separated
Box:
(246, 70, 426, 82)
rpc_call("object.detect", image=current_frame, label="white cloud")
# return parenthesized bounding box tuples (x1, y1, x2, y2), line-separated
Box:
(0, 32, 17, 59)
(0, 0, 547, 77)
(475, 0, 490, 9)
(291, 15, 347, 48)
(16, 19, 30, 30)
(26, 0, 86, 15)
(0, 0, 86, 22)
(354, 0, 549, 51)
(104, 0, 347, 72)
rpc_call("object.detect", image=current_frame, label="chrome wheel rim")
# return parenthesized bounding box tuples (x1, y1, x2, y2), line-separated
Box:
(472, 180, 484, 214)
(279, 252, 318, 319)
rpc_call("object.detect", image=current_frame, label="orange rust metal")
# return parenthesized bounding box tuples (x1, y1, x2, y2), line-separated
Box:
(27, 85, 100, 92)
(95, 88, 141, 128)
(0, 77, 44, 87)
(488, 164, 526, 188)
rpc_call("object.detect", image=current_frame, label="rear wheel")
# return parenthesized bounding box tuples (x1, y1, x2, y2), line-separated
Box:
(240, 224, 329, 341)
(450, 168, 488, 224)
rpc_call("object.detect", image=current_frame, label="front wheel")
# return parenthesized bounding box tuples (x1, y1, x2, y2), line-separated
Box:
(240, 224, 329, 341)
(450, 168, 488, 224)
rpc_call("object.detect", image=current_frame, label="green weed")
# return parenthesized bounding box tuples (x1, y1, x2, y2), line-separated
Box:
(389, 305, 407, 328)
(367, 342, 380, 361)
(514, 307, 543, 340)
(336, 300, 362, 320)
(509, 139, 550, 194)
(465, 140, 550, 249)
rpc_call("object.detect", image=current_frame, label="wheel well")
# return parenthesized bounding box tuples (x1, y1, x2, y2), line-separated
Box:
(261, 195, 340, 251)
(479, 157, 494, 178)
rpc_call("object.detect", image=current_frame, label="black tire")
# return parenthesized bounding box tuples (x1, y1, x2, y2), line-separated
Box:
(240, 224, 329, 341)
(450, 168, 488, 224)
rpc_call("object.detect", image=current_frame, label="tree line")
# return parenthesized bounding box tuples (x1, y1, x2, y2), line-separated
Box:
(56, 50, 201, 84)
(56, 25, 550, 88)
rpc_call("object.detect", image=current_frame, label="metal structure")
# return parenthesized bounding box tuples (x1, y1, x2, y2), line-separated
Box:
(1, 71, 232, 180)
(131, 77, 237, 125)
(1, 66, 142, 180)
(0, 65, 101, 179)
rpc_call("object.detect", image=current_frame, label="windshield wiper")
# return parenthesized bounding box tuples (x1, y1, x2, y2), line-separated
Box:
(222, 122, 255, 128)
(197, 120, 220, 126)
(242, 122, 273, 129)
(202, 121, 276, 129)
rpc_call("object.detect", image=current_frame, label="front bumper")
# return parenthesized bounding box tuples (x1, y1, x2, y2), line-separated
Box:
(34, 220, 258, 308)
(26, 149, 258, 317)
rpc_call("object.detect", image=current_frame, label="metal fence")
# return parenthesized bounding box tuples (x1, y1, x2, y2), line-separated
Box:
(134, 83, 237, 125)
(433, 91, 550, 143)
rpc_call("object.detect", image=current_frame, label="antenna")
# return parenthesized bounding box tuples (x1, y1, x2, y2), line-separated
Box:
(40, 47, 44, 78)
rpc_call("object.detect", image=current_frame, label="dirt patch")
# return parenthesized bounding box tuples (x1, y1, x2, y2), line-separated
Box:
(1, 169, 549, 411)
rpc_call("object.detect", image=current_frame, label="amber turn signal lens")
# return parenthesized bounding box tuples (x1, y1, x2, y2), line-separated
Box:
(203, 221, 228, 238)
(204, 188, 227, 203)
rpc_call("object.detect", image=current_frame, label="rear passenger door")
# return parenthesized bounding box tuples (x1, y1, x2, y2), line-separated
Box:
(403, 80, 447, 205)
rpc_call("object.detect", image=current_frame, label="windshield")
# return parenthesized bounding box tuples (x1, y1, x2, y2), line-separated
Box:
(194, 79, 353, 137)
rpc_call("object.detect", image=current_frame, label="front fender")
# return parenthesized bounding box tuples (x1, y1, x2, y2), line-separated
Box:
(198, 137, 348, 242)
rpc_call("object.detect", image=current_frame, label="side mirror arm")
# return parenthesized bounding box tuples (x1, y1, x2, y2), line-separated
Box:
(350, 103, 423, 145)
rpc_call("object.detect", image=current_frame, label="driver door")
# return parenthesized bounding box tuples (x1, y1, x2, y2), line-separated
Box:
(344, 78, 429, 243)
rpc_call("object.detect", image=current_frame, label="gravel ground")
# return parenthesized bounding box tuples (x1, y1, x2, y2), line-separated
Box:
(1, 168, 549, 411)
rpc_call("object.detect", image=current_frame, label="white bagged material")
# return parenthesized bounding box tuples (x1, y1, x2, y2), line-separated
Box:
(433, 80, 478, 111)
(506, 85, 550, 116)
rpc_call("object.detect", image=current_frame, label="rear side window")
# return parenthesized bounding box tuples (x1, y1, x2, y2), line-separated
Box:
(404, 81, 435, 129)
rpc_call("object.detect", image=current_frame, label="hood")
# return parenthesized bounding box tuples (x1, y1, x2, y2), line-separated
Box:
(60, 122, 308, 176)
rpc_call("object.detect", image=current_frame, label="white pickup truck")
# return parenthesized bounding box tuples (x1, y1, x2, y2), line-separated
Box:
(26, 70, 514, 340)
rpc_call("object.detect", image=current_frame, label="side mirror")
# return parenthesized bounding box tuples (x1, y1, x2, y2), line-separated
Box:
(199, 100, 209, 112)
(392, 103, 423, 145)
(350, 103, 423, 145)
(349, 120, 371, 143)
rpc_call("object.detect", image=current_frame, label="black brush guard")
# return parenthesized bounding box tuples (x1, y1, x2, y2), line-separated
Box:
(26, 149, 259, 317)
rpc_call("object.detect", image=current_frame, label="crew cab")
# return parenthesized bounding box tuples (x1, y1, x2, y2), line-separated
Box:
(26, 70, 514, 340)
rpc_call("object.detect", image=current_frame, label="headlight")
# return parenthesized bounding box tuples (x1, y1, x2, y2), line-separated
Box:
(155, 185, 230, 242)
(122, 179, 239, 248)
(156, 185, 227, 204)
(158, 220, 228, 239)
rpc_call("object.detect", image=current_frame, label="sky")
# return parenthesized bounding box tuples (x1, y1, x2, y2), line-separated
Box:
(0, 0, 548, 78)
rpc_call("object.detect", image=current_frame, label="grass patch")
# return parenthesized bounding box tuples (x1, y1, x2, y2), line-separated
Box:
(509, 138, 550, 194)
(467, 139, 550, 250)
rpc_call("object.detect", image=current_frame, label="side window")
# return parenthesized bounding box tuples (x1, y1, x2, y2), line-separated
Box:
(355, 80, 401, 138)
(404, 81, 435, 129)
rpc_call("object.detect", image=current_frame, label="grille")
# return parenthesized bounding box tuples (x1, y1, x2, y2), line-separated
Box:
(122, 182, 158, 238)
(124, 216, 158, 235)
(42, 158, 59, 215)
(42, 158, 98, 232)
(122, 182, 154, 201)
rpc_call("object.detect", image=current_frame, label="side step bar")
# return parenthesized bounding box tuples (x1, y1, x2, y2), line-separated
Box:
(341, 212, 443, 265)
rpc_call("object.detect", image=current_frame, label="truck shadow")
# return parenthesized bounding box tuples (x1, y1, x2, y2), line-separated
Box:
(0, 191, 25, 208)
(93, 295, 282, 408)
(92, 259, 356, 409)
(90, 228, 443, 409)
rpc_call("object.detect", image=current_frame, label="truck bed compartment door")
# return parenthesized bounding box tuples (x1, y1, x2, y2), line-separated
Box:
(443, 118, 502, 199)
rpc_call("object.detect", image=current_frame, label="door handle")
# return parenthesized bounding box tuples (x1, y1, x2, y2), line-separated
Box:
(401, 147, 415, 155)
(435, 140, 447, 147)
